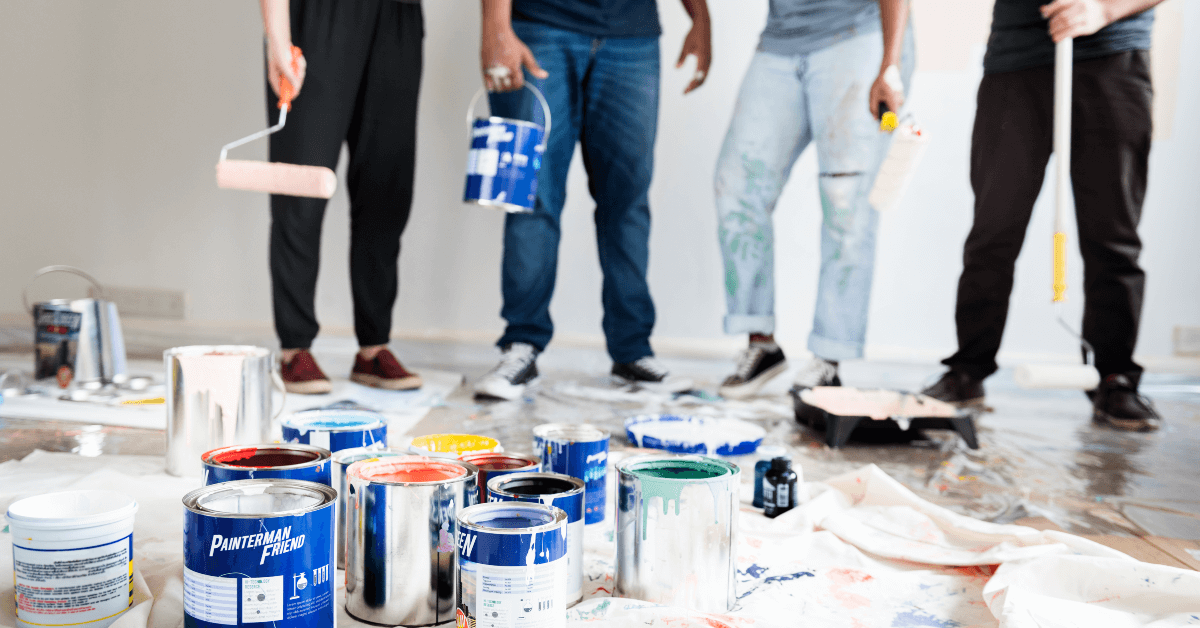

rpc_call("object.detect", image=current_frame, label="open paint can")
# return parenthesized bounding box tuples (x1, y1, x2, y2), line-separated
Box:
(6, 490, 138, 628)
(487, 472, 585, 607)
(202, 444, 332, 487)
(455, 502, 568, 628)
(534, 423, 609, 524)
(282, 409, 387, 453)
(344, 456, 479, 626)
(459, 452, 540, 502)
(330, 447, 411, 569)
(615, 454, 740, 612)
(182, 479, 337, 628)
(409, 433, 501, 458)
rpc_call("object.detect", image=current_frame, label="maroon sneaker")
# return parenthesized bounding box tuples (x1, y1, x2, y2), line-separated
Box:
(351, 348, 422, 390)
(280, 349, 332, 394)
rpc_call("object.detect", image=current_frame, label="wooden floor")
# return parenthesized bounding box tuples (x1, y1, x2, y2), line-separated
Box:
(1016, 516, 1200, 570)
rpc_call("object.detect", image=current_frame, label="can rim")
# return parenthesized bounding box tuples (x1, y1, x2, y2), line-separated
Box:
(459, 452, 540, 468)
(331, 447, 409, 466)
(6, 490, 138, 530)
(202, 443, 332, 470)
(487, 472, 585, 498)
(616, 454, 741, 482)
(183, 479, 336, 518)
(347, 457, 478, 486)
(457, 501, 567, 534)
(283, 409, 387, 433)
(164, 345, 271, 359)
(473, 116, 545, 132)
(465, 198, 535, 214)
(532, 423, 609, 443)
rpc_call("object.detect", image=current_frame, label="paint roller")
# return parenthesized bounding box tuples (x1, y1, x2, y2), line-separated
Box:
(216, 46, 337, 199)
(1013, 38, 1101, 391)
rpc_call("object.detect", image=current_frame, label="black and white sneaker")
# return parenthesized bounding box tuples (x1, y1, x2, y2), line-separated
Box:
(719, 344, 788, 399)
(788, 358, 841, 396)
(474, 343, 540, 401)
(611, 356, 694, 394)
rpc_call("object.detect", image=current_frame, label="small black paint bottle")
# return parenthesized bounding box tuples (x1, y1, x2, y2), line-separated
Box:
(762, 456, 797, 519)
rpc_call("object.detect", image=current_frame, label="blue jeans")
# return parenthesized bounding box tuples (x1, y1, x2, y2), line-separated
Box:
(489, 21, 660, 364)
(714, 29, 914, 361)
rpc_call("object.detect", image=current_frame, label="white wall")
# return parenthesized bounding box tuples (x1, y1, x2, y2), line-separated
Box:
(1, 1, 1197, 365)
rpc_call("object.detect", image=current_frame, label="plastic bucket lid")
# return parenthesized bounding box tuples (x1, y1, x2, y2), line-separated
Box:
(6, 490, 138, 531)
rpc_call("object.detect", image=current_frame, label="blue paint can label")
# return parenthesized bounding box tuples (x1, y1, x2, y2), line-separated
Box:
(533, 425, 608, 525)
(487, 473, 585, 606)
(281, 410, 387, 453)
(463, 118, 544, 212)
(202, 445, 332, 487)
(183, 480, 336, 628)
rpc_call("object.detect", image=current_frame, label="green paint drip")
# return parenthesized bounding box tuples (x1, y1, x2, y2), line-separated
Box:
(628, 458, 734, 540)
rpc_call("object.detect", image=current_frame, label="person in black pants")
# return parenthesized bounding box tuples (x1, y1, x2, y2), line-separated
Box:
(261, 0, 424, 393)
(923, 0, 1165, 431)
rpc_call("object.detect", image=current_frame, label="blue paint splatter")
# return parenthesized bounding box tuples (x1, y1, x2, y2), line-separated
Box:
(740, 564, 768, 579)
(736, 570, 815, 599)
(891, 609, 963, 627)
(764, 572, 814, 584)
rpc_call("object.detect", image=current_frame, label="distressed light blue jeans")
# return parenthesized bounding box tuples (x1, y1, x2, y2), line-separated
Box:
(714, 29, 914, 361)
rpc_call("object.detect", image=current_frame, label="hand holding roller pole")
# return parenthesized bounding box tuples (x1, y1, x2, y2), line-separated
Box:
(216, 46, 337, 199)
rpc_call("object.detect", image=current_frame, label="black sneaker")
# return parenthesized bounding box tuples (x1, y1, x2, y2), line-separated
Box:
(921, 369, 986, 408)
(474, 343, 540, 401)
(1092, 374, 1162, 432)
(612, 356, 694, 394)
(719, 345, 788, 399)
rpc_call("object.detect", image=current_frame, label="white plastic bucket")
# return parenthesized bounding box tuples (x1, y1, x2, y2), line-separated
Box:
(6, 490, 139, 628)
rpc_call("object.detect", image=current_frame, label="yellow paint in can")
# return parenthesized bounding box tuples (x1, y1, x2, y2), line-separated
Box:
(409, 433, 501, 457)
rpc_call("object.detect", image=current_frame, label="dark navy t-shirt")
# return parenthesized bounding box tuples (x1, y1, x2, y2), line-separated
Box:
(513, 0, 662, 38)
(984, 0, 1153, 74)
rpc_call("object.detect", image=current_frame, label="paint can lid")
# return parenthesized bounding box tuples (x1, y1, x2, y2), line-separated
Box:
(6, 490, 137, 530)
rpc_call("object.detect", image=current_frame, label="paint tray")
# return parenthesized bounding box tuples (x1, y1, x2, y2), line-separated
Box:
(792, 387, 978, 449)
(625, 414, 764, 456)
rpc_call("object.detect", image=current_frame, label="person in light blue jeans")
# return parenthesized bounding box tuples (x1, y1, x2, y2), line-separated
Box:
(715, 0, 915, 399)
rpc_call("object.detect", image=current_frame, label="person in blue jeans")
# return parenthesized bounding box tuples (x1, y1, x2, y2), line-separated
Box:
(714, 0, 914, 400)
(473, 0, 712, 400)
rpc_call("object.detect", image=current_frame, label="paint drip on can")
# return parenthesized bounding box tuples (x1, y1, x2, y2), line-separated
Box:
(202, 444, 332, 486)
(459, 452, 540, 503)
(487, 472, 585, 607)
(456, 502, 568, 628)
(182, 479, 337, 628)
(282, 409, 386, 453)
(533, 423, 608, 525)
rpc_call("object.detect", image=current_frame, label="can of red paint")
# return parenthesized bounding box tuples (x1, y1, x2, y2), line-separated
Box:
(281, 409, 387, 453)
(533, 423, 609, 524)
(202, 444, 332, 487)
(459, 452, 540, 503)
(487, 472, 585, 607)
(330, 448, 411, 569)
(455, 501, 568, 628)
(344, 456, 479, 626)
(182, 479, 336, 628)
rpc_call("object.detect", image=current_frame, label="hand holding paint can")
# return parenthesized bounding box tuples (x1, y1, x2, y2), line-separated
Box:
(533, 423, 609, 524)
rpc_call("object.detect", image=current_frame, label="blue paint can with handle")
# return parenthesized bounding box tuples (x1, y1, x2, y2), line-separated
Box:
(462, 84, 551, 213)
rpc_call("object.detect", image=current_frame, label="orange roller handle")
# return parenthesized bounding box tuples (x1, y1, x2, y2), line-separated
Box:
(278, 45, 302, 111)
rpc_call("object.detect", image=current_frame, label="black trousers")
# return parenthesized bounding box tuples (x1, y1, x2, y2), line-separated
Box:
(268, 0, 423, 349)
(944, 51, 1152, 384)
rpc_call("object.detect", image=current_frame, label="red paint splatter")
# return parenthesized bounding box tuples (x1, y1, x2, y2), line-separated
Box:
(595, 587, 611, 594)
(746, 537, 762, 549)
(827, 568, 874, 584)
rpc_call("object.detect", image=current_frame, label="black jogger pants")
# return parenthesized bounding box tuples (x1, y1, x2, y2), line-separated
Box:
(944, 51, 1152, 384)
(268, 0, 423, 349)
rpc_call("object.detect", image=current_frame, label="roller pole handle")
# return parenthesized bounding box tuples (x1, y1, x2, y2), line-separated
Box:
(1052, 38, 1072, 303)
(277, 45, 302, 111)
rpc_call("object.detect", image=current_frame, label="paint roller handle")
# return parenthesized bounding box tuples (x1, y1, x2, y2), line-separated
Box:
(878, 103, 898, 133)
(1052, 38, 1072, 302)
(277, 45, 302, 111)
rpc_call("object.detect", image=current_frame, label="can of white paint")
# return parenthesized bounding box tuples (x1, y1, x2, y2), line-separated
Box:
(6, 490, 138, 628)
(614, 454, 740, 612)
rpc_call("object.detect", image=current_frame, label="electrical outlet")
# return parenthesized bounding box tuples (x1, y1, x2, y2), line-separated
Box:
(90, 286, 186, 320)
(1174, 326, 1200, 357)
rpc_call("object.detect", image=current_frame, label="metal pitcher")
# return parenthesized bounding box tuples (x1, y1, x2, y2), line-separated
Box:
(24, 266, 128, 388)
(165, 345, 286, 477)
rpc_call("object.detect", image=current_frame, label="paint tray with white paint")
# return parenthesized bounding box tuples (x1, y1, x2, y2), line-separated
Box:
(794, 386, 978, 449)
(624, 414, 764, 456)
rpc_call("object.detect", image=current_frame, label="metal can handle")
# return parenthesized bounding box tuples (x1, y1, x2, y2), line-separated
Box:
(23, 265, 105, 314)
(271, 366, 288, 421)
(466, 83, 552, 151)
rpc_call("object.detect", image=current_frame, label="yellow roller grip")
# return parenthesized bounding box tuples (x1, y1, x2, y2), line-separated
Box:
(1052, 231, 1067, 302)
(880, 111, 898, 133)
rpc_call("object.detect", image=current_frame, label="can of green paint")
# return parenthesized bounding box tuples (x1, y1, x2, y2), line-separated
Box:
(614, 454, 739, 612)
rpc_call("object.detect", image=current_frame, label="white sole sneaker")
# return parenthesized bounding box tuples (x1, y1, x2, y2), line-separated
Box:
(718, 360, 789, 400)
(614, 375, 694, 395)
(474, 376, 540, 401)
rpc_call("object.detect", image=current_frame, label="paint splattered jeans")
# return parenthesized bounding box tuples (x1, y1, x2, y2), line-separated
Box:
(714, 29, 914, 361)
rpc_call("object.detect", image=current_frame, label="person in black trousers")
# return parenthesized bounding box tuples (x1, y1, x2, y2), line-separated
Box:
(923, 0, 1165, 431)
(261, 0, 424, 393)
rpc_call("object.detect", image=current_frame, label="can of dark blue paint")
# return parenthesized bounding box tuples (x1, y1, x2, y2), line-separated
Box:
(202, 444, 332, 487)
(281, 409, 387, 453)
(455, 502, 568, 628)
(462, 85, 551, 213)
(182, 479, 336, 628)
(487, 472, 585, 607)
(459, 452, 540, 503)
(533, 424, 609, 525)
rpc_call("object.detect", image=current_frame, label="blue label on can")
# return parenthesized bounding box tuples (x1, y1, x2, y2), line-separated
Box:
(488, 489, 582, 525)
(538, 438, 608, 525)
(204, 462, 331, 487)
(183, 505, 334, 627)
(463, 119, 544, 211)
(281, 413, 386, 454)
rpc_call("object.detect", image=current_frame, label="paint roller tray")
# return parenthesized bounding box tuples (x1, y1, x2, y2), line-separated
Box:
(625, 414, 765, 456)
(793, 387, 979, 450)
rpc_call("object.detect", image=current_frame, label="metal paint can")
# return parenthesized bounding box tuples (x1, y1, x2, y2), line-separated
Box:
(330, 448, 411, 569)
(459, 452, 540, 502)
(455, 502, 568, 628)
(462, 84, 551, 213)
(31, 301, 82, 384)
(344, 457, 479, 626)
(202, 444, 332, 487)
(615, 454, 740, 612)
(409, 433, 502, 458)
(182, 479, 336, 628)
(281, 409, 387, 453)
(533, 424, 609, 524)
(487, 472, 585, 607)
